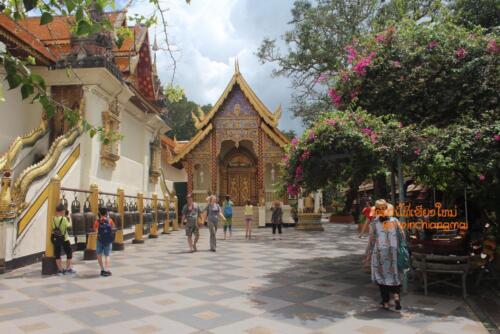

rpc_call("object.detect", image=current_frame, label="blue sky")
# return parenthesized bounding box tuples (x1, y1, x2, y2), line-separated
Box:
(126, 0, 304, 134)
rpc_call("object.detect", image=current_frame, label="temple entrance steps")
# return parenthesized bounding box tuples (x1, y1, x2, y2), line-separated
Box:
(227, 206, 259, 227)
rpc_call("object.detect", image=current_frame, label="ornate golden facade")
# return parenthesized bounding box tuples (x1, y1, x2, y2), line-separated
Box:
(169, 65, 289, 206)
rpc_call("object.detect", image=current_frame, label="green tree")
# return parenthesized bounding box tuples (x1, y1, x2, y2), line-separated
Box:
(451, 0, 500, 30)
(257, 0, 444, 126)
(280, 129, 297, 140)
(257, 0, 379, 126)
(163, 95, 210, 140)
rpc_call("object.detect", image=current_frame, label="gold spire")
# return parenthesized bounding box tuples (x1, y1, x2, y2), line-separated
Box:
(234, 58, 240, 74)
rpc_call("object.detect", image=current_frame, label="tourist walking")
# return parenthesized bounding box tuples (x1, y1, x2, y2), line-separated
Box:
(363, 199, 405, 310)
(271, 200, 283, 239)
(244, 200, 253, 239)
(222, 195, 233, 239)
(359, 200, 373, 237)
(181, 194, 201, 252)
(94, 207, 115, 277)
(51, 203, 76, 276)
(205, 195, 226, 251)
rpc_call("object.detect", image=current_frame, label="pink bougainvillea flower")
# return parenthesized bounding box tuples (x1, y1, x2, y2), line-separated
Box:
(414, 148, 421, 156)
(427, 40, 438, 50)
(299, 150, 311, 161)
(328, 88, 342, 107)
(291, 137, 299, 147)
(325, 119, 337, 126)
(370, 132, 378, 144)
(295, 166, 304, 181)
(316, 73, 329, 83)
(475, 132, 482, 139)
(375, 33, 385, 43)
(361, 127, 373, 136)
(353, 52, 376, 76)
(494, 134, 500, 141)
(479, 174, 486, 182)
(345, 45, 358, 64)
(287, 184, 299, 196)
(392, 60, 401, 68)
(487, 39, 499, 54)
(455, 47, 467, 60)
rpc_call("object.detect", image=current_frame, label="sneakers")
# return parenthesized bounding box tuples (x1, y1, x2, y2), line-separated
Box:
(65, 268, 76, 275)
(100, 270, 112, 277)
(57, 270, 64, 276)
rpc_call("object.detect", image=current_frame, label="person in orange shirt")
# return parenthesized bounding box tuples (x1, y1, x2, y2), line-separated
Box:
(93, 207, 115, 277)
(359, 201, 373, 237)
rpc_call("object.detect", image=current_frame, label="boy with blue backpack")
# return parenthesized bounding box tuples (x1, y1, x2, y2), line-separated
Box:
(93, 207, 115, 277)
(223, 195, 233, 239)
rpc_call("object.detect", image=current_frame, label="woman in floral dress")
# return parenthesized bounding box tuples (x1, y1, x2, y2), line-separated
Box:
(364, 199, 404, 310)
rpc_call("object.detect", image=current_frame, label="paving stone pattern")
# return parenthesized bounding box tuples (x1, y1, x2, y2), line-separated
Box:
(0, 224, 491, 334)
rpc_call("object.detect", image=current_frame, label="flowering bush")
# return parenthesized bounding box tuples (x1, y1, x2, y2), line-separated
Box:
(280, 109, 418, 213)
(411, 111, 500, 213)
(320, 20, 499, 127)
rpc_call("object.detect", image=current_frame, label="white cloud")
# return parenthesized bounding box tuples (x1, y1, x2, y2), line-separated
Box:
(128, 0, 303, 133)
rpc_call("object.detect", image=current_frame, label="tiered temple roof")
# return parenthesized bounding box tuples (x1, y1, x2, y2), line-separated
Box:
(169, 61, 289, 164)
(0, 11, 162, 112)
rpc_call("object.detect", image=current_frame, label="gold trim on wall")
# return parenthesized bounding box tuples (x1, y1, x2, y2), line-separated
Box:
(0, 119, 48, 172)
(11, 125, 82, 212)
(16, 144, 80, 237)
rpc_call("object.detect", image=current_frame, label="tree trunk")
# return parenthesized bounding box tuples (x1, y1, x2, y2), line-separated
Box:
(343, 177, 363, 216)
(372, 172, 388, 200)
(390, 164, 396, 204)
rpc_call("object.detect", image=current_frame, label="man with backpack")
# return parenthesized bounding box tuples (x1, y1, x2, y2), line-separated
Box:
(181, 193, 201, 253)
(51, 203, 76, 276)
(93, 207, 115, 276)
(222, 195, 233, 239)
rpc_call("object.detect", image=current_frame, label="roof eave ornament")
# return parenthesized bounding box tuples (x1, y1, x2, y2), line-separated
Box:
(191, 107, 205, 130)
(273, 104, 282, 126)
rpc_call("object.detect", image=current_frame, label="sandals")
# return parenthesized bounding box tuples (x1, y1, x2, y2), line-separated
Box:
(380, 302, 390, 310)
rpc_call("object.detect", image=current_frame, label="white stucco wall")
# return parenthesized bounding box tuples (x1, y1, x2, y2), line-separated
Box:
(0, 68, 44, 153)
(80, 87, 161, 199)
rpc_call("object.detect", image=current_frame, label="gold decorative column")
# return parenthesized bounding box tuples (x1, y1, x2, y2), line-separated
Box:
(113, 188, 125, 251)
(162, 196, 171, 234)
(149, 193, 158, 238)
(133, 193, 145, 243)
(0, 171, 16, 273)
(42, 175, 61, 275)
(84, 184, 98, 260)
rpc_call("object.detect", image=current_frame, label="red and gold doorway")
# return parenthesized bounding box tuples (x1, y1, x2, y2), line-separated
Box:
(220, 149, 257, 205)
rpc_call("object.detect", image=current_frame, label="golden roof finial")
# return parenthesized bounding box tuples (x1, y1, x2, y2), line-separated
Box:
(235, 58, 240, 74)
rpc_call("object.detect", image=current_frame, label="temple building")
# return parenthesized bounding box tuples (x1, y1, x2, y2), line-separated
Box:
(169, 62, 290, 224)
(0, 11, 182, 271)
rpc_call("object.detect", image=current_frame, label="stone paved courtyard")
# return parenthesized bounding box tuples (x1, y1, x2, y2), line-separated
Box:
(0, 224, 490, 334)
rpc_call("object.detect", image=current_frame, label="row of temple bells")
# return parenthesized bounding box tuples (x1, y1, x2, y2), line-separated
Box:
(66, 193, 169, 238)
